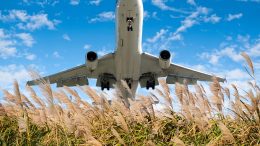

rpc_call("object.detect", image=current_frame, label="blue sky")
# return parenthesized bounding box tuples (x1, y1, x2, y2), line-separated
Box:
(0, 0, 260, 92)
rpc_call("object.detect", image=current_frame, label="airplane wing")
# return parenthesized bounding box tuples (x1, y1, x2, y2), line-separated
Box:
(140, 53, 225, 86)
(27, 53, 116, 87)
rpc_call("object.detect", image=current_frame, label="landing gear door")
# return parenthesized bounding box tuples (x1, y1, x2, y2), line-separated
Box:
(139, 73, 159, 89)
(96, 74, 117, 90)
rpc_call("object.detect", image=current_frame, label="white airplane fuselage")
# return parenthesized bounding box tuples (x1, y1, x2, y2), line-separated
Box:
(115, 0, 144, 95)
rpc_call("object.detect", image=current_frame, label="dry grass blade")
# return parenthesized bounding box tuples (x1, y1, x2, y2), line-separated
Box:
(159, 79, 173, 109)
(64, 86, 83, 105)
(26, 85, 45, 107)
(171, 136, 185, 146)
(80, 86, 101, 104)
(241, 52, 255, 78)
(175, 83, 184, 104)
(21, 94, 36, 109)
(218, 122, 235, 143)
(113, 112, 129, 133)
(14, 80, 23, 108)
(223, 87, 231, 100)
(111, 127, 126, 146)
(2, 90, 16, 103)
(54, 90, 76, 113)
(18, 116, 27, 133)
(0, 103, 6, 116)
(146, 140, 156, 146)
(39, 82, 54, 107)
(86, 136, 102, 146)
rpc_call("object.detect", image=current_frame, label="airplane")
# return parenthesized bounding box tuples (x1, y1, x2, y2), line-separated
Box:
(27, 0, 225, 100)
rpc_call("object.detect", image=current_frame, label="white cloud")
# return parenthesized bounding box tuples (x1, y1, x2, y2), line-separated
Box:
(169, 7, 209, 40)
(18, 14, 59, 30)
(204, 14, 221, 24)
(89, 11, 115, 23)
(143, 6, 221, 55)
(151, 0, 188, 13)
(143, 7, 220, 53)
(15, 33, 34, 47)
(70, 0, 80, 5)
(254, 61, 260, 69)
(0, 10, 60, 31)
(227, 13, 243, 21)
(187, 0, 196, 6)
(0, 10, 28, 22)
(25, 53, 36, 61)
(62, 34, 71, 41)
(147, 29, 168, 43)
(143, 11, 150, 19)
(0, 29, 5, 38)
(0, 29, 37, 59)
(143, 28, 172, 52)
(84, 44, 91, 50)
(200, 35, 260, 66)
(143, 11, 158, 20)
(53, 51, 61, 58)
(225, 69, 248, 80)
(90, 0, 102, 6)
(22, 0, 59, 7)
(200, 47, 243, 65)
(97, 48, 111, 56)
(237, 0, 260, 3)
(0, 64, 30, 87)
(0, 43, 17, 59)
(152, 0, 172, 10)
(0, 30, 17, 59)
(248, 43, 260, 57)
(152, 12, 158, 19)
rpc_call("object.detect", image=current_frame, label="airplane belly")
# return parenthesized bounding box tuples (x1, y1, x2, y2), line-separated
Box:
(115, 0, 143, 81)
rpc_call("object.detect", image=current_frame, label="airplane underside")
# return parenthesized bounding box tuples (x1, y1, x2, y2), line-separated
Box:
(27, 0, 225, 105)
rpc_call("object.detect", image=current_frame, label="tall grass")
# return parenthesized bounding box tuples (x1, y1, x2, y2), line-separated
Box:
(0, 53, 259, 146)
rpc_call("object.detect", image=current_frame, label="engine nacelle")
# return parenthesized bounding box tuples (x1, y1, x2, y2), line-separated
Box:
(86, 51, 98, 70)
(159, 50, 171, 69)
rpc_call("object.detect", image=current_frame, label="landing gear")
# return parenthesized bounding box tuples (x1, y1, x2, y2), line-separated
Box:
(127, 26, 133, 31)
(126, 17, 134, 22)
(140, 73, 157, 90)
(98, 73, 116, 91)
(126, 17, 134, 31)
(101, 81, 110, 91)
(146, 80, 155, 90)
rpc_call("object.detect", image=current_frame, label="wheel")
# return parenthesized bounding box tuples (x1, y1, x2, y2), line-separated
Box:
(127, 26, 133, 31)
(106, 82, 110, 90)
(152, 81, 155, 90)
(146, 80, 155, 90)
(101, 82, 108, 91)
(126, 17, 133, 22)
(146, 81, 150, 90)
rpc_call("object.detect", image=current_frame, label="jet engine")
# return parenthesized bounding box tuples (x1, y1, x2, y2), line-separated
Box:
(86, 51, 98, 70)
(159, 50, 171, 69)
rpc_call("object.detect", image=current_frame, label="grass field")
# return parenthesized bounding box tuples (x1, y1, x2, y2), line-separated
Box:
(0, 53, 259, 146)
